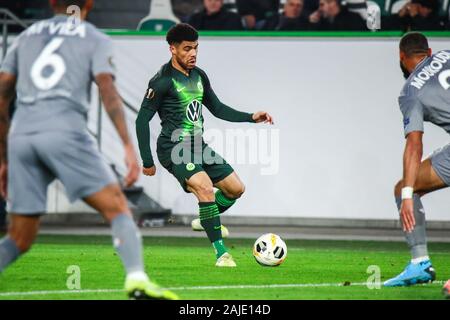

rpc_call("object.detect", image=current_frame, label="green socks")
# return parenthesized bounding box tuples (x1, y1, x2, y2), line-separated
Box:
(215, 190, 236, 213)
(199, 202, 227, 258)
(212, 239, 227, 259)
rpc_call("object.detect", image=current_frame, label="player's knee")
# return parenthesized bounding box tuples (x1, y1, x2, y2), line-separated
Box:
(104, 186, 129, 216)
(198, 184, 215, 198)
(229, 183, 245, 199)
(194, 182, 215, 200)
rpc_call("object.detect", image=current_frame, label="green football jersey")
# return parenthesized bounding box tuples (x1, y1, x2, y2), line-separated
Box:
(136, 61, 255, 168)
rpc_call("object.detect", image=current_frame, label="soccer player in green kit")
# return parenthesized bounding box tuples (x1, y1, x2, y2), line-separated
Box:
(136, 23, 273, 267)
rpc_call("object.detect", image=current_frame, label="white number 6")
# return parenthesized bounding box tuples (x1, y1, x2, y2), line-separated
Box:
(30, 37, 66, 90)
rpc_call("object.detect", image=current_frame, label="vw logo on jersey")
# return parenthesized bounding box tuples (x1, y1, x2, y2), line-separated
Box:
(186, 99, 202, 123)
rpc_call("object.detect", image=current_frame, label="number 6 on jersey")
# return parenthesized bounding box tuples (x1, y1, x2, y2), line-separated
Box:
(30, 37, 66, 90)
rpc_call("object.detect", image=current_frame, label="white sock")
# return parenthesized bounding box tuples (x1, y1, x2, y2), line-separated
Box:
(411, 256, 430, 264)
(126, 271, 149, 282)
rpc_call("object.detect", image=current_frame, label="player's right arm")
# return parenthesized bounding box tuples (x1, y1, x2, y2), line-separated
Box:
(135, 76, 166, 176)
(399, 95, 424, 232)
(199, 70, 271, 123)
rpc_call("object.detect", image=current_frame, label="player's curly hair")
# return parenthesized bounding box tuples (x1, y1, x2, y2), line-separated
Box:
(166, 23, 199, 45)
(400, 32, 429, 57)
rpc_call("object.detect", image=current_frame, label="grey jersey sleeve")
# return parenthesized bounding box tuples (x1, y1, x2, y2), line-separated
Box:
(0, 35, 20, 75)
(399, 95, 424, 137)
(91, 36, 115, 78)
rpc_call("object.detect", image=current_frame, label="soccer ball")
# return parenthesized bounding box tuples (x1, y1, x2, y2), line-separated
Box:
(253, 233, 287, 266)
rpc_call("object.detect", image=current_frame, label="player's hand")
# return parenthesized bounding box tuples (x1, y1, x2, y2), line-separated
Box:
(400, 198, 416, 233)
(252, 111, 274, 125)
(124, 144, 140, 187)
(0, 162, 7, 199)
(143, 166, 156, 176)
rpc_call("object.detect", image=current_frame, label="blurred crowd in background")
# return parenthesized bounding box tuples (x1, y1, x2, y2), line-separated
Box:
(1, 0, 450, 32)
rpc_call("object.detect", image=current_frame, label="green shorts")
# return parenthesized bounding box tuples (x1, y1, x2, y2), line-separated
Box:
(157, 138, 234, 193)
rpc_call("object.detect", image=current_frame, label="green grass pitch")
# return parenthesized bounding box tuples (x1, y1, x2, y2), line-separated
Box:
(0, 235, 448, 300)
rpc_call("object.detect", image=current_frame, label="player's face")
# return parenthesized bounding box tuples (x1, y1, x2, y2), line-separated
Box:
(172, 41, 199, 70)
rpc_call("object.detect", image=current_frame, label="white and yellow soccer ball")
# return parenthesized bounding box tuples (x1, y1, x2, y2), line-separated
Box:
(253, 233, 287, 266)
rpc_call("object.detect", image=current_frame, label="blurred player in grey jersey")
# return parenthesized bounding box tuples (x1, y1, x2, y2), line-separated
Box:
(0, 0, 177, 300)
(384, 32, 450, 287)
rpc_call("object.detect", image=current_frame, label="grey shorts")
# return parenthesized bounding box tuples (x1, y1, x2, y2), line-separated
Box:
(7, 131, 117, 215)
(431, 143, 450, 186)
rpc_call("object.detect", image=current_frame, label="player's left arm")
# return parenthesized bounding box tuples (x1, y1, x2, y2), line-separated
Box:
(92, 36, 139, 187)
(401, 131, 423, 232)
(399, 95, 424, 232)
(201, 72, 274, 124)
(0, 72, 16, 198)
(95, 73, 139, 187)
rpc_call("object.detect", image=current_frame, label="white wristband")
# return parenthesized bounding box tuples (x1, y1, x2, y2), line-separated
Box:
(401, 187, 414, 200)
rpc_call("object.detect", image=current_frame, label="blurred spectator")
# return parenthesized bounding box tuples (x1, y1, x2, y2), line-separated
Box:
(236, 0, 280, 29)
(262, 0, 309, 30)
(308, 0, 367, 31)
(384, 0, 444, 31)
(188, 0, 243, 30)
(174, 0, 204, 22)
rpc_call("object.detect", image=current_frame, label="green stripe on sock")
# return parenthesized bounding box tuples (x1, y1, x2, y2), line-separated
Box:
(200, 210, 217, 217)
(199, 203, 220, 221)
(200, 211, 220, 220)
(198, 202, 223, 250)
(215, 190, 236, 206)
(199, 207, 217, 213)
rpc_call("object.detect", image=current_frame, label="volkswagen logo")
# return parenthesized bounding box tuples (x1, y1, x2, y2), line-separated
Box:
(186, 99, 202, 123)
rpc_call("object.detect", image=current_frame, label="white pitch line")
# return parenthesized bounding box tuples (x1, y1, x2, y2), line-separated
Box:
(0, 281, 445, 297)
